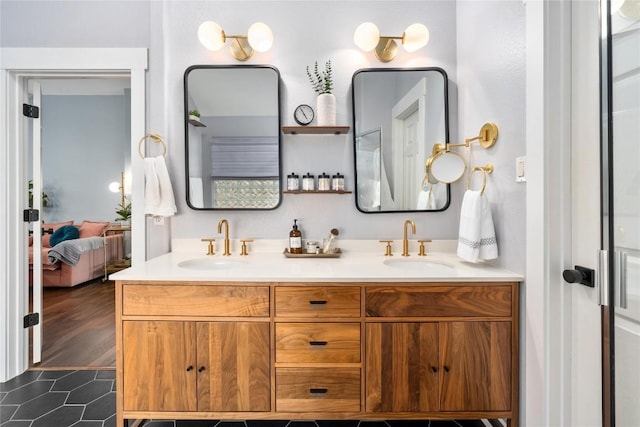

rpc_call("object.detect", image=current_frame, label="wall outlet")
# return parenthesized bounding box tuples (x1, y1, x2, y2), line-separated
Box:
(516, 156, 526, 182)
(153, 216, 164, 225)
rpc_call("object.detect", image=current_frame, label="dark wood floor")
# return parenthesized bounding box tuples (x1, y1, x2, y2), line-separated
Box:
(31, 279, 116, 369)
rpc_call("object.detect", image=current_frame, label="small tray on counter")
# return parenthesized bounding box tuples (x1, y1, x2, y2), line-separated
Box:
(283, 248, 342, 258)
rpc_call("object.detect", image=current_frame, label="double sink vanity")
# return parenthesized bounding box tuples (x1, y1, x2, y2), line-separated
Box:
(112, 239, 522, 426)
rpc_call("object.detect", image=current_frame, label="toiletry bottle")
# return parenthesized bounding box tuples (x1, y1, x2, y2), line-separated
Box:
(289, 219, 302, 254)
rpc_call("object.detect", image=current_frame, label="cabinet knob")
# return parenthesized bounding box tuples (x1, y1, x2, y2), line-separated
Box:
(430, 366, 438, 373)
(443, 366, 450, 373)
(198, 366, 206, 373)
(186, 365, 194, 372)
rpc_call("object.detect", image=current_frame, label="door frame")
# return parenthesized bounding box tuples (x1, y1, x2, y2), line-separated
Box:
(0, 48, 147, 382)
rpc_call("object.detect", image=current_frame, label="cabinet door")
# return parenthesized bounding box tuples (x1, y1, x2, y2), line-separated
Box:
(439, 321, 511, 411)
(122, 321, 197, 412)
(365, 322, 439, 412)
(197, 322, 270, 412)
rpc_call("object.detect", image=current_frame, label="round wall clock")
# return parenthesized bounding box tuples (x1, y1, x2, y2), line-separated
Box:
(294, 104, 314, 126)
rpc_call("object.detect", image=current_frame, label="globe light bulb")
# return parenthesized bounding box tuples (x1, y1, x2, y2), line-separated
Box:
(402, 23, 429, 52)
(354, 22, 380, 52)
(198, 21, 225, 51)
(247, 22, 273, 53)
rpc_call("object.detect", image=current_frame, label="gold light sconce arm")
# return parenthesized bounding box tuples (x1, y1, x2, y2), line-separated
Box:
(433, 122, 499, 155)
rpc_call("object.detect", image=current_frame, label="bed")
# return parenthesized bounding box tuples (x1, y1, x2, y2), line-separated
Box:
(29, 220, 124, 287)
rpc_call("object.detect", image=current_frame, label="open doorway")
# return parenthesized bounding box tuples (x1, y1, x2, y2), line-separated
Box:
(28, 77, 131, 369)
(0, 47, 147, 382)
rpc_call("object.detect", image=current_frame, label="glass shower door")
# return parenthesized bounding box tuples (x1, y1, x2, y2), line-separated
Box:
(603, 1, 640, 425)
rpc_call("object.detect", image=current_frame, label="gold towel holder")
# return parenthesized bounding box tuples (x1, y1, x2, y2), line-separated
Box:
(467, 163, 494, 195)
(138, 133, 167, 159)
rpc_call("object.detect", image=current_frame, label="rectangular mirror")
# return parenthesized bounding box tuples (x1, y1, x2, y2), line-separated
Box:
(184, 65, 281, 210)
(352, 67, 450, 213)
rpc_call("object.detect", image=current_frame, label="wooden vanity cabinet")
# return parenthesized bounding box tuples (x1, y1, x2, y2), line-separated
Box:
(116, 280, 518, 426)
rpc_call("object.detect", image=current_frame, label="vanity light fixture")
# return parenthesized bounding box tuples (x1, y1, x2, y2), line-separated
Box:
(198, 21, 273, 61)
(354, 22, 429, 62)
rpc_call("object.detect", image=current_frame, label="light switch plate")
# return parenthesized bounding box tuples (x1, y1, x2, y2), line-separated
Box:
(516, 156, 526, 182)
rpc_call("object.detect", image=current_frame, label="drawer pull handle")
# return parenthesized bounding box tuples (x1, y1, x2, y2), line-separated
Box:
(443, 366, 450, 373)
(198, 366, 206, 373)
(309, 300, 328, 305)
(309, 341, 328, 346)
(430, 366, 438, 373)
(186, 365, 194, 372)
(309, 388, 328, 394)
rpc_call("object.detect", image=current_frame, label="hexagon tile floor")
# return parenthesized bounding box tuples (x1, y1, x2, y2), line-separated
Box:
(0, 370, 502, 427)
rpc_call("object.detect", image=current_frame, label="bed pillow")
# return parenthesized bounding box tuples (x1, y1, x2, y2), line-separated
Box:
(78, 220, 110, 238)
(42, 220, 74, 247)
(49, 224, 80, 247)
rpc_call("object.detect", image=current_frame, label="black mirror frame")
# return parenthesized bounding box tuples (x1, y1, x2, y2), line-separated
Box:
(183, 64, 283, 211)
(351, 67, 451, 214)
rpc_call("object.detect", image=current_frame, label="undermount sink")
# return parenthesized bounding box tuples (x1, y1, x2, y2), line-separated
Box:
(177, 258, 246, 271)
(382, 258, 456, 274)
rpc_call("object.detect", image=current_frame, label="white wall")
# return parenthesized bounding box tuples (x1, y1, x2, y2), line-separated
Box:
(41, 95, 128, 224)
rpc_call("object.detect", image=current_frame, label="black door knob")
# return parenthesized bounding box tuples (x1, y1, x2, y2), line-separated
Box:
(562, 265, 595, 287)
(563, 269, 585, 284)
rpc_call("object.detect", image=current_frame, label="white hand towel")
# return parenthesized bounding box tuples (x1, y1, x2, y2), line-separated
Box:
(457, 190, 498, 262)
(189, 177, 204, 208)
(144, 156, 177, 217)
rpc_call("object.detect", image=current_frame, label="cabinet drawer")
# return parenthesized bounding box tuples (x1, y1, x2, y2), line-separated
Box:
(275, 323, 361, 363)
(275, 286, 360, 318)
(122, 284, 269, 317)
(366, 285, 512, 318)
(276, 368, 360, 412)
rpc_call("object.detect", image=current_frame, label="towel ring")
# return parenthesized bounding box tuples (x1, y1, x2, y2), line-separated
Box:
(467, 163, 494, 195)
(138, 133, 167, 159)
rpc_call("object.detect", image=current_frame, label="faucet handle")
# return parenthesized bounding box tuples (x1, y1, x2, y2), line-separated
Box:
(379, 240, 394, 256)
(201, 238, 216, 256)
(417, 239, 432, 256)
(240, 239, 254, 256)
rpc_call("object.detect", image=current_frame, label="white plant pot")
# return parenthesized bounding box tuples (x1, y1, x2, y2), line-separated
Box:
(316, 93, 336, 126)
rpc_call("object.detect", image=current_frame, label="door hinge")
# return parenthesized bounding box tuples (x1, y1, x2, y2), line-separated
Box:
(23, 313, 39, 328)
(23, 209, 39, 223)
(23, 103, 40, 118)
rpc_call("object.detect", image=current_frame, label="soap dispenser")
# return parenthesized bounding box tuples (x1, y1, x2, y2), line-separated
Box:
(289, 219, 302, 254)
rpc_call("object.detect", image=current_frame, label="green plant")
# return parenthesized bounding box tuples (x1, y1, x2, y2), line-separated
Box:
(115, 202, 131, 222)
(306, 60, 333, 95)
(28, 180, 49, 208)
(188, 109, 201, 118)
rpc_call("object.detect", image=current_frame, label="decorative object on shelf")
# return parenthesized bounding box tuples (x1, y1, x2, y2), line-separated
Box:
(293, 104, 314, 125)
(302, 172, 315, 191)
(283, 247, 342, 258)
(286, 172, 300, 191)
(198, 21, 273, 61)
(332, 173, 345, 191)
(188, 109, 200, 121)
(306, 60, 335, 126)
(318, 172, 331, 191)
(354, 22, 429, 62)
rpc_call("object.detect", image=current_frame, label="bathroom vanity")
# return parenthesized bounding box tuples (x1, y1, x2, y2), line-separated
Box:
(113, 242, 522, 426)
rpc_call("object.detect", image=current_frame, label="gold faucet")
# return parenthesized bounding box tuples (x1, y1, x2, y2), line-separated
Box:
(218, 219, 230, 256)
(402, 220, 416, 256)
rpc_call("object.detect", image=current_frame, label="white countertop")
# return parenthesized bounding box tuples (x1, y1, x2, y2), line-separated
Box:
(111, 239, 523, 283)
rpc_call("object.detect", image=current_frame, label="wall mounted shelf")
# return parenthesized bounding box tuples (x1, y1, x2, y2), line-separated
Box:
(284, 190, 352, 194)
(189, 119, 206, 127)
(282, 126, 350, 135)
